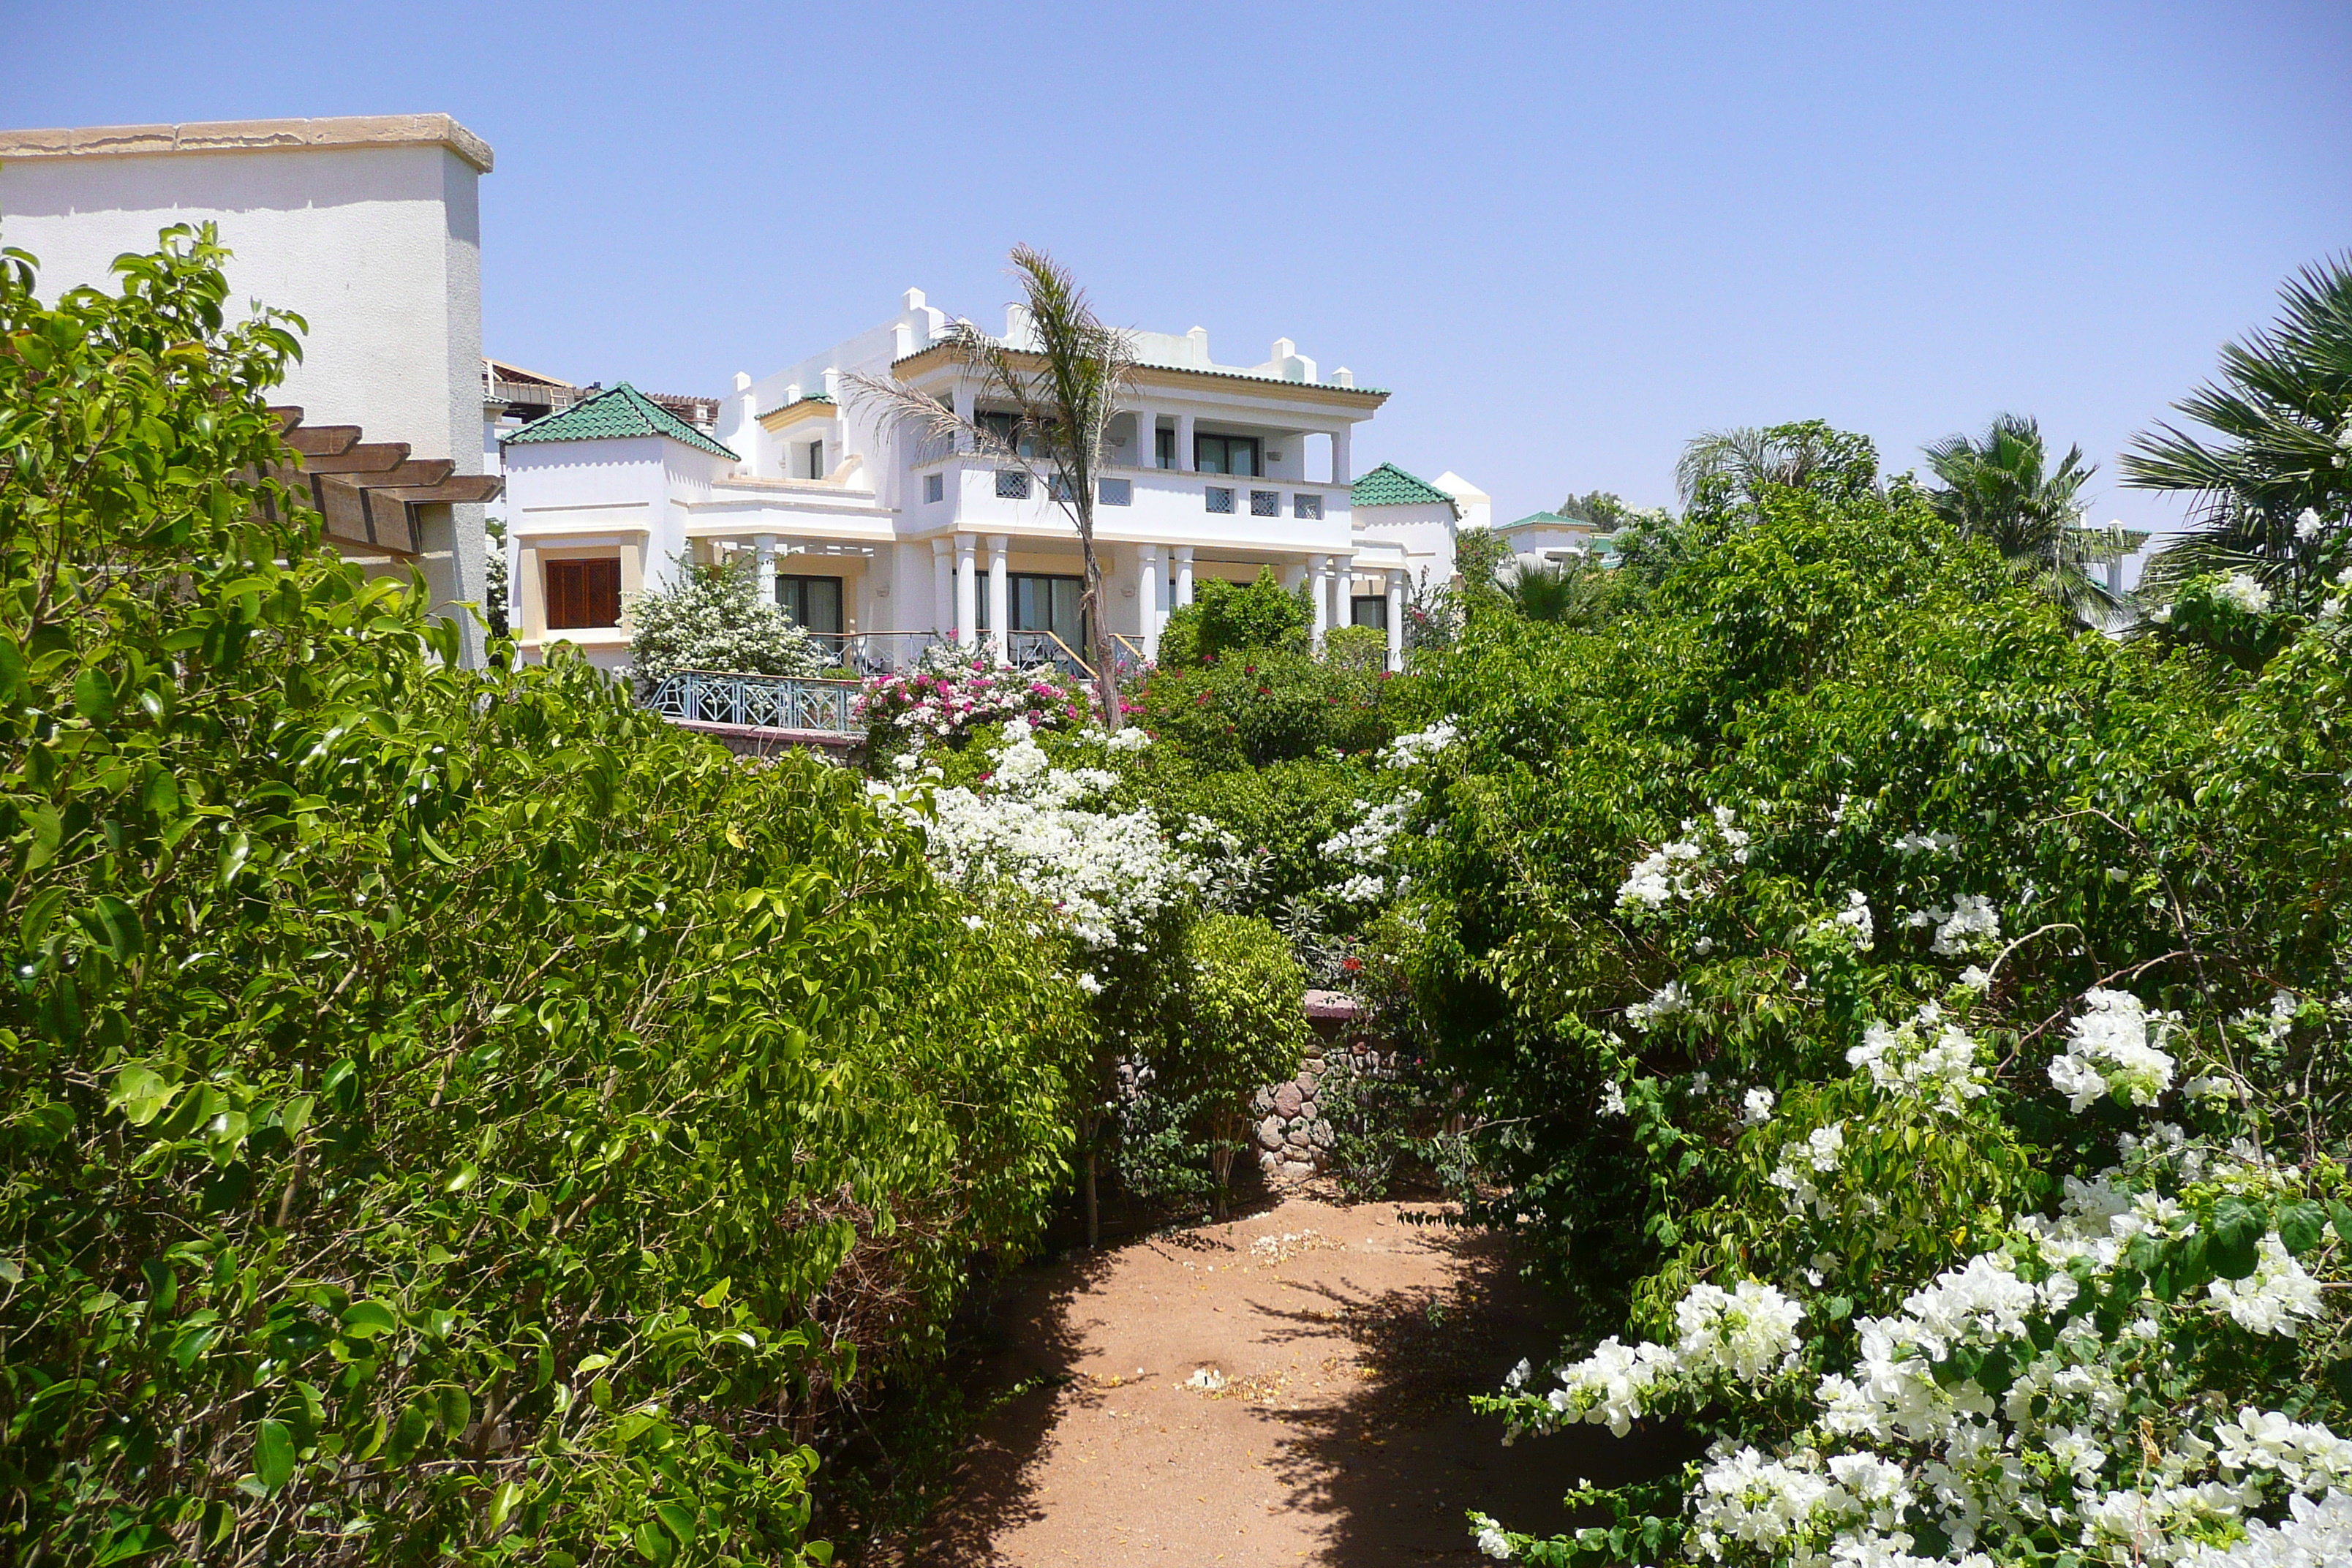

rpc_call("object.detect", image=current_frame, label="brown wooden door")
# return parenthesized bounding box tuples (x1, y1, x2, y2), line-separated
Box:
(545, 557, 621, 629)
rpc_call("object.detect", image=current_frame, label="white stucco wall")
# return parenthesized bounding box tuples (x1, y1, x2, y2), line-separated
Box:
(0, 117, 493, 663)
(1357, 500, 1459, 591)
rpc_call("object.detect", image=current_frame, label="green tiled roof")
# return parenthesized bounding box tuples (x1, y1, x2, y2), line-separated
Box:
(1500, 510, 1588, 529)
(1350, 462, 1453, 508)
(503, 382, 739, 461)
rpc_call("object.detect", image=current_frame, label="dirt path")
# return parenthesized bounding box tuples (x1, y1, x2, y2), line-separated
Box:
(892, 1194, 1665, 1565)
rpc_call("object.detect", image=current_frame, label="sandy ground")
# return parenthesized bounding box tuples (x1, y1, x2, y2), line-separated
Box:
(889, 1194, 1678, 1566)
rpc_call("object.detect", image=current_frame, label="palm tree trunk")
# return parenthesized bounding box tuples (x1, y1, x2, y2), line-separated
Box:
(1072, 496, 1120, 728)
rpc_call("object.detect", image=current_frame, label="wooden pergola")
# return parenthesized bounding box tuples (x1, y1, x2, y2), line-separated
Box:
(260, 405, 502, 556)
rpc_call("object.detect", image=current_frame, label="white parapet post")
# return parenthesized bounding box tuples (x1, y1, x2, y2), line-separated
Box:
(931, 538, 954, 638)
(987, 534, 1010, 664)
(954, 535, 978, 650)
(1138, 543, 1164, 662)
(753, 533, 779, 608)
(1387, 570, 1406, 671)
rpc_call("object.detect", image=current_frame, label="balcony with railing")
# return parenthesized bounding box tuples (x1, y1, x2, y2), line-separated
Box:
(638, 670, 862, 741)
(906, 456, 1354, 554)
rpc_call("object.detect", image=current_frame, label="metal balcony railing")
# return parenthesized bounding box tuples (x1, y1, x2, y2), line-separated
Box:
(638, 671, 862, 734)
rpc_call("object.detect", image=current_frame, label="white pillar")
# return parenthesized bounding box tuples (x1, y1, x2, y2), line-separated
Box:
(1330, 555, 1354, 636)
(953, 381, 976, 454)
(1386, 569, 1406, 671)
(932, 538, 953, 636)
(753, 533, 779, 608)
(1131, 406, 1155, 469)
(1137, 543, 1163, 661)
(1307, 553, 1330, 647)
(1175, 411, 1196, 472)
(1174, 546, 1195, 607)
(987, 534, 1011, 664)
(954, 536, 978, 650)
(1331, 424, 1352, 486)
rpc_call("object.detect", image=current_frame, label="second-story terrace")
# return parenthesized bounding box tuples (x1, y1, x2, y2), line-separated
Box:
(500, 290, 1464, 677)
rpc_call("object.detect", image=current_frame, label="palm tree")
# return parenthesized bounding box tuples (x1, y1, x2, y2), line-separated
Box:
(848, 246, 1135, 725)
(2122, 257, 2352, 611)
(1923, 414, 2124, 627)
(1501, 558, 1610, 626)
(1676, 420, 1880, 513)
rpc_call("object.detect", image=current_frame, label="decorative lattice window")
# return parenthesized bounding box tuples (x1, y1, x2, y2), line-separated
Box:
(1293, 493, 1322, 520)
(1099, 478, 1133, 506)
(924, 473, 944, 503)
(1251, 489, 1279, 517)
(1205, 486, 1234, 514)
(1048, 474, 1075, 502)
(996, 470, 1031, 499)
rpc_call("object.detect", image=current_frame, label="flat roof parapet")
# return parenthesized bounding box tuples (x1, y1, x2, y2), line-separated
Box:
(0, 114, 493, 173)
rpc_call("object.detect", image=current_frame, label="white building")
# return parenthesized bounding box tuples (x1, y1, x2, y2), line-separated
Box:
(0, 115, 497, 664)
(500, 293, 1469, 674)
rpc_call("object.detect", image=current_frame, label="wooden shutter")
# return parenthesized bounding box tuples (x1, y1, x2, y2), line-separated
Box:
(545, 557, 622, 629)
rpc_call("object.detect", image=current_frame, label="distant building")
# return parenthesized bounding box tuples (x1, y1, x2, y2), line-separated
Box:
(0, 115, 498, 664)
(1490, 510, 1602, 572)
(500, 292, 1480, 674)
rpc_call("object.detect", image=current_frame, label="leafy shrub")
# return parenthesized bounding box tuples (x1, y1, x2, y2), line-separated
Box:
(1173, 914, 1311, 1215)
(628, 554, 824, 681)
(1390, 424, 2352, 1561)
(1138, 646, 1408, 769)
(1155, 567, 1308, 666)
(0, 227, 1088, 1568)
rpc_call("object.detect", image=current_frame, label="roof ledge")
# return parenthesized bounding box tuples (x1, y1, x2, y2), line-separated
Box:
(0, 114, 494, 173)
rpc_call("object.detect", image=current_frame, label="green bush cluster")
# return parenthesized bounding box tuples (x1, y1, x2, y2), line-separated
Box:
(0, 230, 1089, 1566)
(1387, 431, 2352, 1553)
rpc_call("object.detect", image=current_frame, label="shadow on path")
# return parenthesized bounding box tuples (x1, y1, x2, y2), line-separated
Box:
(1243, 1223, 1693, 1564)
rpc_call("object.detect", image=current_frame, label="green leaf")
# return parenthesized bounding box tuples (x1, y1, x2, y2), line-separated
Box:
(696, 1277, 731, 1309)
(217, 830, 250, 886)
(2209, 1197, 2265, 1281)
(339, 1300, 398, 1339)
(488, 1480, 524, 1533)
(633, 1520, 675, 1565)
(255, 1417, 295, 1492)
(21, 886, 67, 949)
(85, 894, 144, 960)
(2280, 1199, 2327, 1257)
(72, 665, 114, 723)
(2329, 1201, 2352, 1248)
(106, 1065, 176, 1128)
(655, 1502, 697, 1546)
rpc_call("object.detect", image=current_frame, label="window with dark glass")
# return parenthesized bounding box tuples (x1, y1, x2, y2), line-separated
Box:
(804, 439, 825, 478)
(1194, 433, 1260, 477)
(979, 411, 1045, 458)
(776, 574, 844, 636)
(924, 472, 944, 503)
(1156, 427, 1175, 470)
(979, 573, 1087, 651)
(1351, 595, 1388, 630)
(544, 557, 622, 630)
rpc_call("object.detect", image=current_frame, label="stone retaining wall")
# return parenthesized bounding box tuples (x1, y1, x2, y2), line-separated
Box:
(1253, 990, 1397, 1180)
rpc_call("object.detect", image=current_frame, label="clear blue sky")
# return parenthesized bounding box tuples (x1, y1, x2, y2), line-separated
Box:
(7, 1, 2348, 537)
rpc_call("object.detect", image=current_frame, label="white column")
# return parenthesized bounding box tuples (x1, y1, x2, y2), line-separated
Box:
(1331, 423, 1352, 486)
(1330, 554, 1354, 636)
(953, 381, 976, 454)
(1131, 406, 1156, 469)
(987, 534, 1011, 664)
(932, 538, 953, 635)
(753, 533, 779, 608)
(954, 536, 978, 649)
(1175, 411, 1196, 472)
(1173, 546, 1195, 607)
(1386, 569, 1406, 671)
(1137, 543, 1163, 661)
(1307, 554, 1330, 647)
